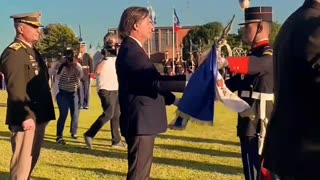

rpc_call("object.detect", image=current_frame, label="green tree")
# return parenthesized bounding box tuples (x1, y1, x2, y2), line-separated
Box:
(270, 21, 282, 45)
(36, 23, 79, 58)
(182, 22, 223, 60)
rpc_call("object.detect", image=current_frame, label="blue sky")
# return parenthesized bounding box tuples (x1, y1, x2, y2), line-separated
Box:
(0, 0, 302, 52)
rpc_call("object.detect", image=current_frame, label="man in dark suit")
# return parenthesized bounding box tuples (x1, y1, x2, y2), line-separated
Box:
(116, 6, 180, 180)
(0, 12, 55, 179)
(263, 0, 320, 179)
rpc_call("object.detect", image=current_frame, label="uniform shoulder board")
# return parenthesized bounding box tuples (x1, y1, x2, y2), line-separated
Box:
(8, 42, 23, 51)
(262, 46, 273, 56)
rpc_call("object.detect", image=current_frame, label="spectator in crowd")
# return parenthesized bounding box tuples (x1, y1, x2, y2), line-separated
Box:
(54, 48, 83, 145)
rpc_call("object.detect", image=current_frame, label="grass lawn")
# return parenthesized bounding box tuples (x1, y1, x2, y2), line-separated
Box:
(0, 89, 244, 180)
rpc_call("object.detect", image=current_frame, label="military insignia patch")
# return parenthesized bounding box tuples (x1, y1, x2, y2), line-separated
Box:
(9, 43, 22, 51)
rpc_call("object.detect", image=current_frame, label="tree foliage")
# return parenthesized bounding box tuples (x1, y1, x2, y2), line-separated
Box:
(270, 21, 282, 45)
(36, 24, 79, 58)
(181, 20, 282, 60)
(182, 22, 223, 60)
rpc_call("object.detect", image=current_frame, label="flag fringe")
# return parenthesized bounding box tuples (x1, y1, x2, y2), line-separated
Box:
(169, 110, 214, 130)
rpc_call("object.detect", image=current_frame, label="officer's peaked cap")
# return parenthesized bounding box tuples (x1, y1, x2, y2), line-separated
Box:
(10, 11, 43, 28)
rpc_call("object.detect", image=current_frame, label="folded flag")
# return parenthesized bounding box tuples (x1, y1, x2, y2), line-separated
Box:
(169, 47, 250, 130)
(175, 45, 217, 125)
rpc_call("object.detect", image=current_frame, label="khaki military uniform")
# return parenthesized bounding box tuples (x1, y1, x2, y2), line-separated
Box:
(0, 12, 55, 180)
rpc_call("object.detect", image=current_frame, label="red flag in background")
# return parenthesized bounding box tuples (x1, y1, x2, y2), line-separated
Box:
(174, 8, 182, 31)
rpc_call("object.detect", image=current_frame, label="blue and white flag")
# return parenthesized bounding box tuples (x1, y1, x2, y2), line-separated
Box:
(169, 47, 251, 130)
(176, 46, 217, 125)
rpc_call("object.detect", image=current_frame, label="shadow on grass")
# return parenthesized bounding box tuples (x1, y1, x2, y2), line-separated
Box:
(0, 131, 241, 175)
(75, 126, 111, 133)
(156, 144, 240, 158)
(0, 131, 10, 141)
(158, 134, 240, 146)
(42, 135, 127, 160)
(0, 171, 50, 180)
(0, 171, 9, 180)
(153, 157, 242, 175)
(0, 103, 7, 107)
(43, 134, 114, 149)
(47, 164, 126, 177)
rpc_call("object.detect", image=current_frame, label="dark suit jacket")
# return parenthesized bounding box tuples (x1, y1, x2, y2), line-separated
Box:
(0, 39, 55, 126)
(116, 37, 175, 137)
(263, 0, 320, 176)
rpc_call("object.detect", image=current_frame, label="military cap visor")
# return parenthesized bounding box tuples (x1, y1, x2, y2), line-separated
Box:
(10, 12, 43, 28)
(239, 7, 272, 25)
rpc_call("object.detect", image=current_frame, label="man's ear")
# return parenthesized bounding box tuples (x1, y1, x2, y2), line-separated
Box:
(17, 25, 24, 34)
(132, 23, 138, 31)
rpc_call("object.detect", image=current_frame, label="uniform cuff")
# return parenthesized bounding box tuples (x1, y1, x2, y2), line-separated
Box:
(226, 57, 249, 74)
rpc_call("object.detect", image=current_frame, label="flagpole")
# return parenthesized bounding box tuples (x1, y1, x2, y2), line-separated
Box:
(176, 31, 179, 59)
(172, 8, 175, 75)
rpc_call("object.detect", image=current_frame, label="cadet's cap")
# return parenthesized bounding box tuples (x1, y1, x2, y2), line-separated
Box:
(239, 7, 272, 25)
(10, 11, 43, 28)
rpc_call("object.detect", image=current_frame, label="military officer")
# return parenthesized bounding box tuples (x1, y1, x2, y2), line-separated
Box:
(0, 12, 55, 179)
(219, 7, 274, 180)
(78, 42, 93, 109)
(162, 51, 173, 75)
(175, 52, 185, 75)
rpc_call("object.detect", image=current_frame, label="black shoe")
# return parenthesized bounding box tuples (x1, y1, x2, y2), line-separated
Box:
(111, 141, 127, 149)
(168, 123, 186, 130)
(84, 135, 93, 149)
(56, 137, 66, 145)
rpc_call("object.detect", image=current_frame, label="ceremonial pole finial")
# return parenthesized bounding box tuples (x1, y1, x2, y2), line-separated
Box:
(239, 0, 250, 9)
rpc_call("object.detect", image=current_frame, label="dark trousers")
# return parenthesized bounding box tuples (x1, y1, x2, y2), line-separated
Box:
(56, 89, 80, 137)
(240, 136, 261, 180)
(125, 135, 155, 180)
(80, 78, 90, 108)
(84, 90, 121, 144)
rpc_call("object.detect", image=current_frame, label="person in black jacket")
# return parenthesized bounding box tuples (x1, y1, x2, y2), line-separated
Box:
(116, 6, 180, 180)
(263, 1, 320, 179)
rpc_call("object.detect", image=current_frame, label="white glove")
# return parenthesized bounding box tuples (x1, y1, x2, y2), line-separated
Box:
(217, 56, 229, 70)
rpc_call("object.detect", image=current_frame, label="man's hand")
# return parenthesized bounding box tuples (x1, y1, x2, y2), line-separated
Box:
(22, 119, 35, 131)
